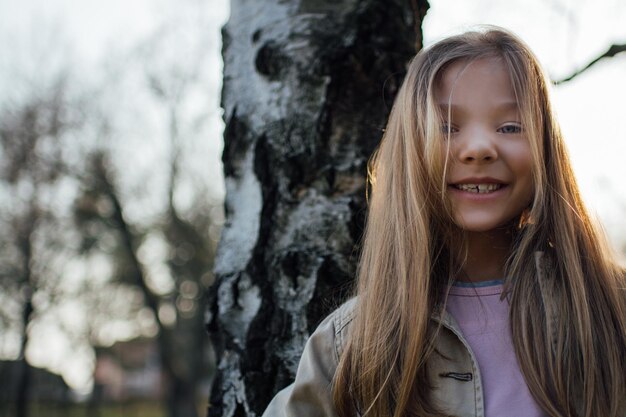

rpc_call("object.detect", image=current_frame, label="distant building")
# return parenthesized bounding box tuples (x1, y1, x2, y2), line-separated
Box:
(93, 337, 163, 402)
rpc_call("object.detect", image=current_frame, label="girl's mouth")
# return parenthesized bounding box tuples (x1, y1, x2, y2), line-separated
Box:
(453, 184, 505, 194)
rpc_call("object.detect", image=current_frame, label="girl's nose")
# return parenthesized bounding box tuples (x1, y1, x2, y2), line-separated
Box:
(456, 131, 497, 163)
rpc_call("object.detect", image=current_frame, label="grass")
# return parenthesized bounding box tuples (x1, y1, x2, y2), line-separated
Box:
(0, 401, 166, 417)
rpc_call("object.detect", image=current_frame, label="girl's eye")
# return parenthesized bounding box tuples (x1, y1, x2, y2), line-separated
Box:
(498, 123, 522, 134)
(441, 123, 458, 134)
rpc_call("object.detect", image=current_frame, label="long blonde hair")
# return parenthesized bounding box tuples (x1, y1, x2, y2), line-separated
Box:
(332, 27, 626, 417)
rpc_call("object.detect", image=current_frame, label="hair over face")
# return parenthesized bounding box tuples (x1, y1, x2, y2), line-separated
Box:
(332, 26, 626, 417)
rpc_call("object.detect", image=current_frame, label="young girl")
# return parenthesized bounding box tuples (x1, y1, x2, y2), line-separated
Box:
(262, 27, 626, 417)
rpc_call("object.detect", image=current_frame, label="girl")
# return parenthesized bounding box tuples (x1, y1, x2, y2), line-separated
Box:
(262, 27, 626, 417)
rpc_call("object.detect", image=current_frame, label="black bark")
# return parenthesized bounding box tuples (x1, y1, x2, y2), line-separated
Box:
(207, 1, 429, 416)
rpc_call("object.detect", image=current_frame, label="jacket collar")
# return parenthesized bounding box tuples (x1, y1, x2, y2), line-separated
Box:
(431, 250, 550, 331)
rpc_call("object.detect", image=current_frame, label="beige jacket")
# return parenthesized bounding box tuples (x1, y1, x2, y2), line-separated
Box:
(262, 253, 552, 417)
(262, 297, 491, 417)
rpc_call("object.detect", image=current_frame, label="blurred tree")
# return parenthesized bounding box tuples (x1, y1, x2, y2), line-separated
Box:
(72, 9, 221, 415)
(1, 2, 222, 416)
(0, 76, 80, 417)
(206, 0, 428, 416)
(74, 149, 215, 417)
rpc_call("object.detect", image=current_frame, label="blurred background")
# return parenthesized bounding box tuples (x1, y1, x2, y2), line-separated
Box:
(0, 0, 624, 416)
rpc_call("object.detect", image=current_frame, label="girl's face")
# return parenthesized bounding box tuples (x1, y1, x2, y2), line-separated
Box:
(436, 58, 534, 234)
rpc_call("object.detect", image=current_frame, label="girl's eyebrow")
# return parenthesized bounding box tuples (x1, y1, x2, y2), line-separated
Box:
(437, 101, 520, 114)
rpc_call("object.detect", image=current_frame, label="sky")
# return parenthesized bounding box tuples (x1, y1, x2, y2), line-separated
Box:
(1, 0, 625, 392)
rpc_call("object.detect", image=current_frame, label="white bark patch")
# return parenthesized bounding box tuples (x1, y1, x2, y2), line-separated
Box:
(275, 192, 351, 252)
(214, 149, 262, 276)
(222, 0, 295, 127)
(218, 350, 255, 417)
(270, 191, 352, 311)
(217, 273, 262, 350)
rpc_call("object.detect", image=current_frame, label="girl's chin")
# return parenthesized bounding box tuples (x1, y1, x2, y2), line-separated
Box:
(451, 217, 518, 235)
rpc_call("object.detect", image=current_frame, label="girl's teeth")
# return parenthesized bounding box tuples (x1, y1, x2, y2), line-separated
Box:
(455, 184, 502, 193)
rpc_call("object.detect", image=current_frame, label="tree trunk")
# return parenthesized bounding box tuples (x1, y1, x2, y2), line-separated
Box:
(15, 207, 37, 417)
(92, 154, 206, 417)
(15, 290, 33, 417)
(207, 0, 428, 416)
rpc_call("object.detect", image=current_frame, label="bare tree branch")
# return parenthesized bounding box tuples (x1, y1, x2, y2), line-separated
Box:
(555, 43, 626, 85)
(410, 0, 430, 52)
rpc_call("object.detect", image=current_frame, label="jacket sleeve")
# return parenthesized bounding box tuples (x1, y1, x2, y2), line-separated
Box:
(262, 301, 354, 417)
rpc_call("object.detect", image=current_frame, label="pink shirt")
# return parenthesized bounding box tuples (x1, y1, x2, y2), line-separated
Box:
(446, 280, 546, 417)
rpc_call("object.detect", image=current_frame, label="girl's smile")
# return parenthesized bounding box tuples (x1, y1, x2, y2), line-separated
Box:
(437, 58, 534, 234)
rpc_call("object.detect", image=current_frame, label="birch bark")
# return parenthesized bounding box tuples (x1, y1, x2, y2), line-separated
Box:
(208, 1, 428, 415)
